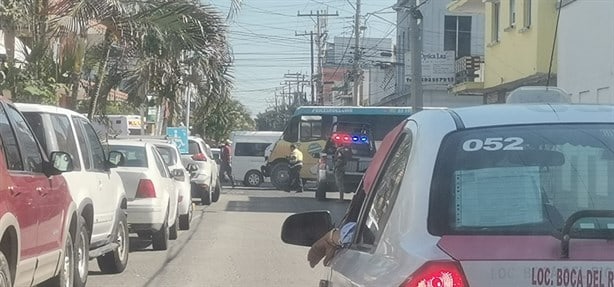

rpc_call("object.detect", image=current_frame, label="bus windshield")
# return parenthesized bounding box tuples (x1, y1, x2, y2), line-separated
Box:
(282, 113, 408, 142)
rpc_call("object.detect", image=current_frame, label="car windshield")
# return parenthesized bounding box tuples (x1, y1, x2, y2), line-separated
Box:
(430, 124, 614, 236)
(109, 145, 148, 167)
(187, 140, 200, 155)
(155, 145, 177, 166)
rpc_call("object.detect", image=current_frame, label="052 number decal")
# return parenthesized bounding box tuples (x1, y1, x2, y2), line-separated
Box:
(462, 137, 524, 151)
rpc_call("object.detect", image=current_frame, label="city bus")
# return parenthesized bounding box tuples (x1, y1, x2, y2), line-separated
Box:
(261, 106, 414, 190)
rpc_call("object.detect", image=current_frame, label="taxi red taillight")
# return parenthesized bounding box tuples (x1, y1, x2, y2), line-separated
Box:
(400, 261, 469, 287)
(192, 153, 207, 161)
(136, 179, 156, 198)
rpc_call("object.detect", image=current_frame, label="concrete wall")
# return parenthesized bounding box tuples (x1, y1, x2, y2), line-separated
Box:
(558, 0, 614, 104)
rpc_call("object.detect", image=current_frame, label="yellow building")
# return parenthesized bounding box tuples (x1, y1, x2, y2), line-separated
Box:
(448, 0, 558, 103)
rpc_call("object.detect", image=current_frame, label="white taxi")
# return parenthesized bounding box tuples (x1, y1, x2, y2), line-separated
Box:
(108, 140, 179, 251)
(282, 102, 614, 287)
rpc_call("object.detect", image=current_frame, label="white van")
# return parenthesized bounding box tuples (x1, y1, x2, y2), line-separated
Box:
(231, 131, 282, 186)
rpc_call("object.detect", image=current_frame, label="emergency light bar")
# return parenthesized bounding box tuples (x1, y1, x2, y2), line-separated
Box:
(332, 133, 369, 144)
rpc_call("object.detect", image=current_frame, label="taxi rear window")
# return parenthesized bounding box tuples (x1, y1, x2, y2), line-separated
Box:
(428, 124, 614, 237)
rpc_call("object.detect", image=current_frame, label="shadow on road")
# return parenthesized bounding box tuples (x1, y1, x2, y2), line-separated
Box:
(225, 195, 351, 224)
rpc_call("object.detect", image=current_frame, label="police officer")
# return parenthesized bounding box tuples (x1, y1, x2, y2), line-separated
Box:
(334, 142, 352, 200)
(286, 144, 304, 193)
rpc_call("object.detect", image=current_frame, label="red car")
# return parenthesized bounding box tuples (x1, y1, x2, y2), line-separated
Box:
(0, 97, 77, 286)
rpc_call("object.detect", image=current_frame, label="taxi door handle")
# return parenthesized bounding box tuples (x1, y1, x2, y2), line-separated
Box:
(36, 187, 49, 197)
(8, 186, 20, 197)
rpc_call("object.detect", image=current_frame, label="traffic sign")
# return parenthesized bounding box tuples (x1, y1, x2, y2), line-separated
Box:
(166, 127, 189, 154)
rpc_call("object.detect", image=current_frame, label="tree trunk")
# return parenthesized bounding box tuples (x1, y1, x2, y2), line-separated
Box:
(3, 26, 16, 97)
(69, 30, 87, 110)
(87, 29, 113, 120)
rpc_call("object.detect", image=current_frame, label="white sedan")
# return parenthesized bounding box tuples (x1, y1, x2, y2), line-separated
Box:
(108, 140, 180, 251)
(283, 101, 614, 286)
(151, 141, 193, 230)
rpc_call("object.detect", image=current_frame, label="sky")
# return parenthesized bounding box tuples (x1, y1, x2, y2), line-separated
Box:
(206, 0, 397, 115)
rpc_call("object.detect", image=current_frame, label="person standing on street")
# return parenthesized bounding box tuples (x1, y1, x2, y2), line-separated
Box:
(334, 142, 352, 200)
(286, 144, 304, 193)
(221, 139, 235, 188)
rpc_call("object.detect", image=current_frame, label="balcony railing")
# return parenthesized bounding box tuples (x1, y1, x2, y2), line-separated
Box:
(454, 56, 484, 85)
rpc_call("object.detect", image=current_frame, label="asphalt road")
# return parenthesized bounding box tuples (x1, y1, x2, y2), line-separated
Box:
(86, 184, 351, 287)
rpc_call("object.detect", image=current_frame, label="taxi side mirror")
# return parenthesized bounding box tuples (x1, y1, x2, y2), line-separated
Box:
(281, 211, 334, 247)
(186, 163, 199, 172)
(171, 168, 185, 182)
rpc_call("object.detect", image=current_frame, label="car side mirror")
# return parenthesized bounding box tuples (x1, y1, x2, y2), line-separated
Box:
(172, 168, 185, 182)
(186, 163, 198, 172)
(47, 151, 74, 175)
(281, 211, 334, 247)
(107, 151, 125, 167)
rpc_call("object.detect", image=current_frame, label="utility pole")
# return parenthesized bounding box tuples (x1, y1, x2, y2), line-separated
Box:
(409, 2, 423, 112)
(352, 0, 362, 106)
(295, 31, 315, 104)
(298, 10, 339, 105)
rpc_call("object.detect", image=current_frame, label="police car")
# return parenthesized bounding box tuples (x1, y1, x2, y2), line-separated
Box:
(282, 88, 614, 287)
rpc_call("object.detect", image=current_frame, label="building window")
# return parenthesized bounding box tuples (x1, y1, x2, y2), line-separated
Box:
(492, 2, 500, 42)
(509, 0, 516, 27)
(444, 15, 472, 58)
(523, 0, 532, 28)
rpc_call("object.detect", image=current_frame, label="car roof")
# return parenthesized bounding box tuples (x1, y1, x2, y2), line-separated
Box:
(107, 139, 149, 147)
(446, 104, 614, 129)
(15, 103, 87, 119)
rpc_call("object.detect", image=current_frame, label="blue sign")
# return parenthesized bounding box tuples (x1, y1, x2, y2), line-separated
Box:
(166, 127, 189, 154)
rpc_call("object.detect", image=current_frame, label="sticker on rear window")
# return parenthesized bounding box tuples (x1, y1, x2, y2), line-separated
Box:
(531, 266, 614, 287)
(462, 137, 524, 151)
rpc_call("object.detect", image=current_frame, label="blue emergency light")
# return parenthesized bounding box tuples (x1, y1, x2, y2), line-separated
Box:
(333, 133, 369, 144)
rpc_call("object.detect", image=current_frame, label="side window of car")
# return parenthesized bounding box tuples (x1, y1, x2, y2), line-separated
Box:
(5, 106, 43, 173)
(0, 105, 23, 170)
(79, 119, 106, 171)
(49, 114, 81, 170)
(73, 117, 92, 170)
(355, 131, 413, 250)
(152, 147, 169, 178)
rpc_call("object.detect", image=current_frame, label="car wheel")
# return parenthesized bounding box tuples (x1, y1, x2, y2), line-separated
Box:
(97, 211, 129, 273)
(179, 202, 192, 230)
(201, 188, 211, 206)
(212, 178, 221, 202)
(244, 170, 263, 187)
(0, 250, 12, 286)
(169, 211, 178, 240)
(74, 216, 90, 287)
(270, 162, 290, 190)
(152, 218, 169, 251)
(46, 231, 74, 287)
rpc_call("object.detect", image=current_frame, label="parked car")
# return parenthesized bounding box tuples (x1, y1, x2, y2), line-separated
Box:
(0, 97, 77, 286)
(113, 136, 194, 231)
(230, 131, 281, 187)
(108, 140, 180, 251)
(17, 103, 129, 286)
(282, 101, 614, 286)
(181, 136, 220, 205)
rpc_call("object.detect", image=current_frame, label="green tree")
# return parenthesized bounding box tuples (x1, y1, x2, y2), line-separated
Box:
(255, 104, 297, 131)
(192, 98, 254, 143)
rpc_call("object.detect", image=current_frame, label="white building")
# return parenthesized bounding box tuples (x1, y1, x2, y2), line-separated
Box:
(557, 0, 614, 104)
(390, 0, 484, 107)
